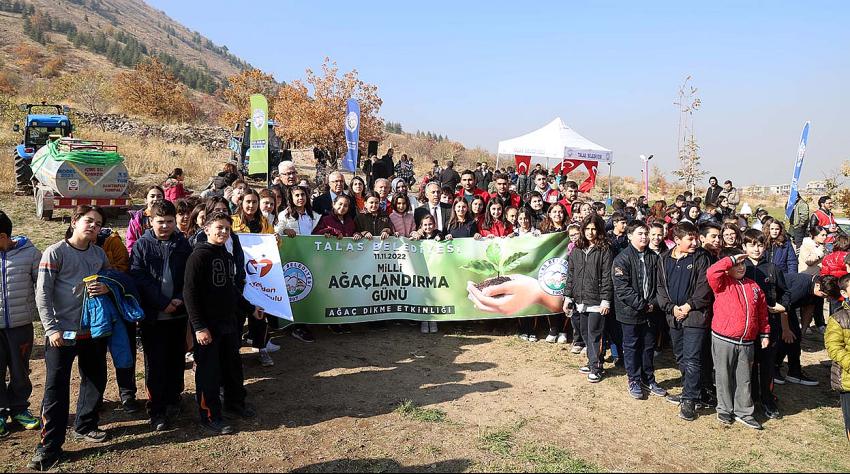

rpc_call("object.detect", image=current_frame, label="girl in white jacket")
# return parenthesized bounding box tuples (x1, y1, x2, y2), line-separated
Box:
(798, 226, 828, 275)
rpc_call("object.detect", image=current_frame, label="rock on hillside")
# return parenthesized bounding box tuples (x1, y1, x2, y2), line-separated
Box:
(73, 112, 230, 150)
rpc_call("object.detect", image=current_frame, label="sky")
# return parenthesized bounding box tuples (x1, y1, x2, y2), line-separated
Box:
(146, 0, 850, 185)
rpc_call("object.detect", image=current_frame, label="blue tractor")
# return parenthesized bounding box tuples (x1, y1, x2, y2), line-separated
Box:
(11, 102, 73, 195)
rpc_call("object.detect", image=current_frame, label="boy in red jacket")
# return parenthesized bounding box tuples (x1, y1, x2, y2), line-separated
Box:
(707, 248, 770, 430)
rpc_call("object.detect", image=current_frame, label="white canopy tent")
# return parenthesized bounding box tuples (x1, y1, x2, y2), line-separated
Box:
(496, 117, 613, 170)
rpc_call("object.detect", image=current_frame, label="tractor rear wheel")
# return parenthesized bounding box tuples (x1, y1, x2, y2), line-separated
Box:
(14, 151, 33, 195)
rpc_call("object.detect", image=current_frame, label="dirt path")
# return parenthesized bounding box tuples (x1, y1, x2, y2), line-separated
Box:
(1, 321, 847, 473)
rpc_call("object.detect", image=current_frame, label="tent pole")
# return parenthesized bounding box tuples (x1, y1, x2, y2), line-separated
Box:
(607, 162, 613, 204)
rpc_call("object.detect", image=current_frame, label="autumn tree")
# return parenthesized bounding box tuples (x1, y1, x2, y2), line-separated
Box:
(273, 58, 384, 163)
(114, 58, 196, 122)
(63, 69, 114, 130)
(219, 68, 280, 127)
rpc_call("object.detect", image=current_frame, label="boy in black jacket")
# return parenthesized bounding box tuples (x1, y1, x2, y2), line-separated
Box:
(129, 200, 192, 431)
(656, 222, 713, 421)
(613, 222, 666, 400)
(741, 229, 788, 420)
(184, 212, 260, 435)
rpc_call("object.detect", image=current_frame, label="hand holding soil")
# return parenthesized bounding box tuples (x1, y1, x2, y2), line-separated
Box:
(467, 275, 564, 315)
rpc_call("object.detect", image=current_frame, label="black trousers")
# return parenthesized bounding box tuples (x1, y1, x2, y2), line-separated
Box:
(39, 337, 107, 454)
(621, 320, 658, 385)
(842, 392, 850, 443)
(576, 312, 605, 374)
(517, 317, 534, 335)
(141, 318, 187, 418)
(241, 313, 269, 350)
(669, 325, 707, 401)
(0, 324, 34, 415)
(546, 313, 566, 335)
(752, 315, 781, 405)
(194, 330, 246, 423)
(776, 307, 803, 376)
(114, 319, 137, 402)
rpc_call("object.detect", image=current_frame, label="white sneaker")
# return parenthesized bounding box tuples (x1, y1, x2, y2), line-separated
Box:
(545, 334, 558, 343)
(421, 322, 429, 334)
(557, 333, 568, 344)
(518, 334, 529, 341)
(265, 340, 281, 353)
(184, 352, 194, 364)
(429, 321, 438, 333)
(570, 344, 583, 354)
(528, 334, 538, 342)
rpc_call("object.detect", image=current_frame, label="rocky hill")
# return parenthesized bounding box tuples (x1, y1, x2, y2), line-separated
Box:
(0, 0, 251, 95)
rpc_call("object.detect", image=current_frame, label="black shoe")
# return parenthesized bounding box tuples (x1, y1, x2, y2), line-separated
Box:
(699, 391, 718, 409)
(613, 358, 625, 368)
(166, 402, 182, 420)
(679, 400, 697, 421)
(735, 415, 763, 430)
(717, 413, 734, 426)
(72, 428, 108, 443)
(27, 450, 63, 471)
(200, 419, 235, 435)
(150, 416, 168, 432)
(763, 401, 781, 420)
(122, 398, 141, 414)
(665, 394, 681, 406)
(328, 325, 345, 335)
(291, 327, 315, 343)
(224, 404, 256, 419)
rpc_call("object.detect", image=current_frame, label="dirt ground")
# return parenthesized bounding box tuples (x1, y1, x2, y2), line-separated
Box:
(1, 194, 848, 473)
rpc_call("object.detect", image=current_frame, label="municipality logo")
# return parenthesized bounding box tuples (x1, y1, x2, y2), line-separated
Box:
(538, 258, 568, 296)
(346, 111, 359, 132)
(283, 262, 313, 302)
(252, 108, 266, 130)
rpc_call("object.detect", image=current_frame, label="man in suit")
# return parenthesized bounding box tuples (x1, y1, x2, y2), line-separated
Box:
(414, 182, 452, 233)
(312, 171, 356, 219)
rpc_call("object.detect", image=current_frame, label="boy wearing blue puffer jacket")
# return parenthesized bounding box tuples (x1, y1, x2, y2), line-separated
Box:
(0, 210, 42, 438)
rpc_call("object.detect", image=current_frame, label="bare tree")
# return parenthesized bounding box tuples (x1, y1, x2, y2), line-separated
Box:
(64, 68, 114, 131)
(672, 76, 706, 193)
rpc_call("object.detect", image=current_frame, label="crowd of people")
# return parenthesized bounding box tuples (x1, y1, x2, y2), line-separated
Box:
(1, 156, 850, 471)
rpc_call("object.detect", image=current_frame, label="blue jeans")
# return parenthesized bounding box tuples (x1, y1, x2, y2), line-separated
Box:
(621, 320, 658, 385)
(669, 325, 708, 401)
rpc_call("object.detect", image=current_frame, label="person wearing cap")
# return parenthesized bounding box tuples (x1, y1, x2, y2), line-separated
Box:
(737, 203, 753, 231)
(751, 208, 770, 231)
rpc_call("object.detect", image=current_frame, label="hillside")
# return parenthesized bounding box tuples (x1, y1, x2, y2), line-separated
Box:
(0, 0, 251, 95)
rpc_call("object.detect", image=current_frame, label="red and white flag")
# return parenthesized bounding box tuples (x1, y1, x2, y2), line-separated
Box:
(514, 155, 531, 174)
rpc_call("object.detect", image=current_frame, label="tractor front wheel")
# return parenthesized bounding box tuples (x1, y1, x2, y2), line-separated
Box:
(14, 151, 33, 196)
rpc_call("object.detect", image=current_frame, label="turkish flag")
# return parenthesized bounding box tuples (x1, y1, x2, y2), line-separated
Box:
(514, 155, 531, 174)
(552, 159, 583, 176)
(578, 161, 598, 193)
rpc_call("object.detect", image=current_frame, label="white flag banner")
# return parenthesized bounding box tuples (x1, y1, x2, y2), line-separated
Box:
(237, 233, 293, 321)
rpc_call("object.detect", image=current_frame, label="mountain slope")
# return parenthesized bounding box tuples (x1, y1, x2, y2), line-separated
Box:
(0, 0, 251, 93)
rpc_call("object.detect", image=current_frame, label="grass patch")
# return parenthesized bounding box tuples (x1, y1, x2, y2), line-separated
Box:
(478, 419, 527, 456)
(518, 444, 599, 473)
(394, 400, 447, 423)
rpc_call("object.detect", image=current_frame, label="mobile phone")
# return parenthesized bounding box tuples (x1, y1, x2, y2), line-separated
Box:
(62, 330, 77, 346)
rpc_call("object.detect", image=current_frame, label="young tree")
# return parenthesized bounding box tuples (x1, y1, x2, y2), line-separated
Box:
(273, 57, 384, 162)
(673, 76, 706, 193)
(63, 69, 114, 130)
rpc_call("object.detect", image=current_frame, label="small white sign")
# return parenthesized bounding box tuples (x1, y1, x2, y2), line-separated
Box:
(68, 179, 79, 191)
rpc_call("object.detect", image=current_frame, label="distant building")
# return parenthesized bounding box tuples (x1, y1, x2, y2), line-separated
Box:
(805, 180, 828, 195)
(769, 184, 791, 195)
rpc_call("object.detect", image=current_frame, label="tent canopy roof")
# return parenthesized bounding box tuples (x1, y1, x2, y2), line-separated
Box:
(497, 117, 612, 164)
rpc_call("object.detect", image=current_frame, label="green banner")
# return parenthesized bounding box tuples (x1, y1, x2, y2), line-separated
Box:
(248, 94, 269, 175)
(279, 234, 569, 324)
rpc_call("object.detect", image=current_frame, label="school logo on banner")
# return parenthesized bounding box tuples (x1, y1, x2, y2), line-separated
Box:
(252, 108, 266, 130)
(538, 258, 568, 296)
(346, 111, 359, 133)
(283, 262, 314, 302)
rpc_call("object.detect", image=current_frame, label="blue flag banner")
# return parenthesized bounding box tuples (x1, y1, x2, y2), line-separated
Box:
(343, 99, 360, 172)
(785, 121, 811, 219)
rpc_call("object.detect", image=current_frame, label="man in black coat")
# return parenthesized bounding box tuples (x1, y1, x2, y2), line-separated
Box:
(312, 171, 356, 219)
(704, 176, 723, 206)
(439, 161, 461, 192)
(613, 222, 666, 400)
(414, 182, 452, 233)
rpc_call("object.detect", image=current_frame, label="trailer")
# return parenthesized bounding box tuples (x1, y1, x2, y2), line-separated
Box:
(30, 138, 132, 220)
